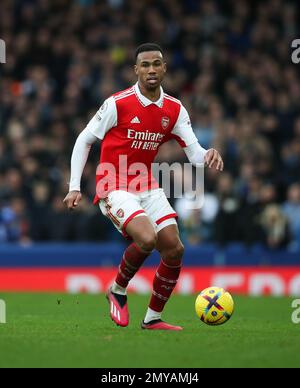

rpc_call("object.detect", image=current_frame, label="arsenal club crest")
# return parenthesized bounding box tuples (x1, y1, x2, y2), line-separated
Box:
(161, 116, 170, 130)
(116, 209, 125, 218)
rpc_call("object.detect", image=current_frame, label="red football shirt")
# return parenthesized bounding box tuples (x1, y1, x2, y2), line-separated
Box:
(86, 83, 198, 202)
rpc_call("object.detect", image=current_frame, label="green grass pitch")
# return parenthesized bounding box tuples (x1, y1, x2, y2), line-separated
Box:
(0, 293, 299, 368)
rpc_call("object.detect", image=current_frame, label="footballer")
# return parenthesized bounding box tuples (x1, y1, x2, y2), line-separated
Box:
(63, 43, 223, 330)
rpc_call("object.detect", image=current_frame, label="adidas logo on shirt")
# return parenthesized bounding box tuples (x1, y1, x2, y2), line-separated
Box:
(130, 116, 141, 124)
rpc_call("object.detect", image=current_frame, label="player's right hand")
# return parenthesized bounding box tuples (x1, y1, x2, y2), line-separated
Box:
(63, 191, 82, 210)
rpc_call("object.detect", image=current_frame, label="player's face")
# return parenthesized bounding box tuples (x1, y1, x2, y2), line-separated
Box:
(134, 51, 166, 90)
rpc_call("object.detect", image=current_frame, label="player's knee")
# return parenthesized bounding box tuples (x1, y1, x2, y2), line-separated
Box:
(163, 241, 184, 266)
(136, 232, 158, 253)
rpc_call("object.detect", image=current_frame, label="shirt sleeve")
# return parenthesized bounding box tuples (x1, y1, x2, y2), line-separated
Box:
(86, 96, 117, 140)
(183, 141, 207, 167)
(171, 104, 198, 148)
(69, 128, 98, 192)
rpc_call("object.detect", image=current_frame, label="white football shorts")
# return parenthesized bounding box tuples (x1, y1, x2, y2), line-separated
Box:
(99, 188, 177, 238)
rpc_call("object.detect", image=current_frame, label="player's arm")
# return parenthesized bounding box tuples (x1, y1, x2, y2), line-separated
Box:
(171, 105, 224, 171)
(63, 97, 117, 210)
(63, 128, 97, 209)
(184, 142, 224, 171)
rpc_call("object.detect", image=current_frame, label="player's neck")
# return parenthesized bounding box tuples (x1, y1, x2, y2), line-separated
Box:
(138, 82, 161, 102)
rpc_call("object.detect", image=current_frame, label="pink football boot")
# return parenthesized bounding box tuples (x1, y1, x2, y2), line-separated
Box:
(141, 319, 183, 331)
(106, 288, 129, 327)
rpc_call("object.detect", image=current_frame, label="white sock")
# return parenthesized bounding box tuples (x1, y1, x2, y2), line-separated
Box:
(111, 281, 127, 295)
(144, 307, 162, 323)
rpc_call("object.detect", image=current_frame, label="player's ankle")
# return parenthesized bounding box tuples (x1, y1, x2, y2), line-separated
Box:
(111, 281, 127, 295)
(144, 307, 161, 323)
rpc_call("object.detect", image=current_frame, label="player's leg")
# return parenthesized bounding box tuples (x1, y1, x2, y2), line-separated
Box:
(141, 224, 184, 331)
(112, 216, 157, 293)
(107, 217, 157, 327)
(139, 189, 183, 330)
(100, 190, 156, 327)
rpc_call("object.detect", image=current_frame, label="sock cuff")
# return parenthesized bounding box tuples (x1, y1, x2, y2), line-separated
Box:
(132, 242, 152, 256)
(161, 258, 182, 269)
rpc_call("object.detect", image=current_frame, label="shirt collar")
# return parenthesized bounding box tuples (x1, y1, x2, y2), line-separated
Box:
(134, 82, 164, 108)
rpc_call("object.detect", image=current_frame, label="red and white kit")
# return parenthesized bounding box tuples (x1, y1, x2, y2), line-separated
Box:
(69, 83, 207, 236)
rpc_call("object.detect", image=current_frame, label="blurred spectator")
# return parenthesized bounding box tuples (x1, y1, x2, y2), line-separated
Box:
(28, 181, 52, 240)
(238, 176, 264, 245)
(214, 172, 241, 245)
(283, 183, 300, 246)
(0, 197, 30, 243)
(259, 204, 290, 250)
(175, 190, 219, 245)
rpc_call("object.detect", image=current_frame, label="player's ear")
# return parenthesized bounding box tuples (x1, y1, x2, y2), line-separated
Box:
(163, 62, 167, 74)
(134, 64, 138, 75)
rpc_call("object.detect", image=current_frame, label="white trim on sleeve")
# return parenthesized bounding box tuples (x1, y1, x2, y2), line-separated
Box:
(183, 141, 207, 167)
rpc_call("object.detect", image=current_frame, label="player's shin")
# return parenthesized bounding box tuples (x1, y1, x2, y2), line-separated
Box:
(112, 243, 151, 294)
(145, 258, 182, 322)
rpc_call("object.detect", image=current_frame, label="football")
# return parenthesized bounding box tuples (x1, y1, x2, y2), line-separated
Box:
(195, 287, 234, 325)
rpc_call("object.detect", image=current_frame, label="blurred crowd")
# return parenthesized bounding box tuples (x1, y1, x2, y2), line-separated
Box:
(0, 0, 300, 250)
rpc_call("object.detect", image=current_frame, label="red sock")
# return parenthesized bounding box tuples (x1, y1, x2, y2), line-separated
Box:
(149, 259, 181, 312)
(115, 243, 150, 288)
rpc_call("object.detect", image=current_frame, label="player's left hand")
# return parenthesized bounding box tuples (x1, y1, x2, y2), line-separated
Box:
(204, 149, 224, 171)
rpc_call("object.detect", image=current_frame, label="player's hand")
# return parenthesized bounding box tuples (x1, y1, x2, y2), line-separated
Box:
(204, 149, 224, 171)
(63, 191, 82, 210)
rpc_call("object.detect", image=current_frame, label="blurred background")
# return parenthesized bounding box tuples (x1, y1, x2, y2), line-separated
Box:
(0, 0, 300, 294)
